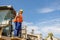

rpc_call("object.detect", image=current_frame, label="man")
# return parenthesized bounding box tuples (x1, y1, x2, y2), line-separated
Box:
(13, 9, 23, 37)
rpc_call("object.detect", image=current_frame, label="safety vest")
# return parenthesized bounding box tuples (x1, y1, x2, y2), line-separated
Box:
(13, 14, 23, 23)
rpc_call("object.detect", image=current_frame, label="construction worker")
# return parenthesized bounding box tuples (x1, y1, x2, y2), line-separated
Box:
(13, 9, 23, 37)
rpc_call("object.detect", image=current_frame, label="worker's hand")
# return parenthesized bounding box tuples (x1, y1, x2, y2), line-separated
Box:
(12, 18, 16, 22)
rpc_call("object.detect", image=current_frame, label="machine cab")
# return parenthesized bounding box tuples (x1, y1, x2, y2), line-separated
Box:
(0, 5, 16, 36)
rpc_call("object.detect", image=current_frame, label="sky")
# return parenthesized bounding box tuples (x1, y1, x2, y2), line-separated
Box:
(0, 0, 60, 38)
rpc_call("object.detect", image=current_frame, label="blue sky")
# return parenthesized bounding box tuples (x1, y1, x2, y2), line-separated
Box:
(0, 0, 60, 38)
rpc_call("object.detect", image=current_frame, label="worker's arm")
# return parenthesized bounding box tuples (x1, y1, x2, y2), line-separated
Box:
(12, 16, 18, 22)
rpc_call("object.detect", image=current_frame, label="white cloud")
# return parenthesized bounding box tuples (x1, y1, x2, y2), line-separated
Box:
(36, 18, 60, 38)
(37, 18, 60, 27)
(37, 8, 55, 13)
(22, 21, 34, 26)
(41, 27, 60, 34)
(27, 26, 40, 34)
(22, 18, 60, 38)
(40, 26, 60, 38)
(51, 1, 60, 10)
(22, 21, 40, 34)
(37, 1, 60, 13)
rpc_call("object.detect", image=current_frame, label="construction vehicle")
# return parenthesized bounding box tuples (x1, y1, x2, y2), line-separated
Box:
(0, 5, 22, 40)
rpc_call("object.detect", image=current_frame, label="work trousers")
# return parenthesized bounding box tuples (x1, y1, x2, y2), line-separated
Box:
(14, 22, 22, 37)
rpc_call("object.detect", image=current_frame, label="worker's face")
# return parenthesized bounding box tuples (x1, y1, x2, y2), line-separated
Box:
(19, 11, 23, 15)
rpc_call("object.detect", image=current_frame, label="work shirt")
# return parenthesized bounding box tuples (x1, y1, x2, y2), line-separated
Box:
(13, 14, 23, 23)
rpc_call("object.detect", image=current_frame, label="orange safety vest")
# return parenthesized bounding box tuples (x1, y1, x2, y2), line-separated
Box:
(13, 14, 23, 23)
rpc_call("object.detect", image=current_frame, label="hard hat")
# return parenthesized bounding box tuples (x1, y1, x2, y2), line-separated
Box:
(20, 9, 23, 12)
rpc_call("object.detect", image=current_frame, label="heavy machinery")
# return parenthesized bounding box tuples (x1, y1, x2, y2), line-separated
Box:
(0, 5, 17, 40)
